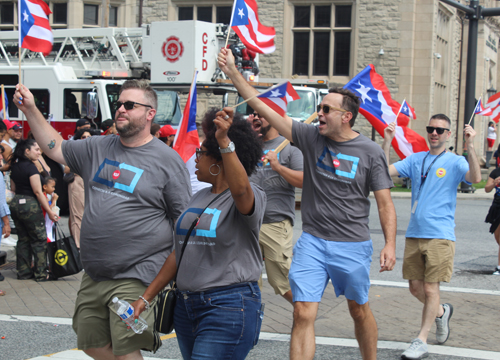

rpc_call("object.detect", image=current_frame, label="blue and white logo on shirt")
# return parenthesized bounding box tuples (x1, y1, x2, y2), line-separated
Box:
(92, 158, 144, 194)
(176, 207, 221, 238)
(316, 147, 359, 179)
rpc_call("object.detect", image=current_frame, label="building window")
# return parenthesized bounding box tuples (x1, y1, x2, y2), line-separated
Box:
(292, 4, 352, 78)
(1, 3, 14, 24)
(109, 6, 118, 26)
(84, 4, 99, 25)
(177, 4, 232, 25)
(52, 3, 67, 24)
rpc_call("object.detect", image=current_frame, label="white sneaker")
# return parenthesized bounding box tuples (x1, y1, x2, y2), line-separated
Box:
(401, 338, 428, 359)
(493, 267, 500, 275)
(435, 303, 453, 344)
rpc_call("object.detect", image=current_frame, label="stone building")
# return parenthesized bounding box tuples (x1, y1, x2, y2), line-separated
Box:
(1, 0, 499, 161)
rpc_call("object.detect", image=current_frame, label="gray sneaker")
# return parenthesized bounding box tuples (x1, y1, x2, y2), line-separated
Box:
(435, 303, 453, 344)
(401, 338, 428, 359)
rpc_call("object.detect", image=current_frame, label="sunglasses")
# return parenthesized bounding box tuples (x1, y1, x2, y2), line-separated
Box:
(252, 113, 260, 118)
(317, 104, 347, 114)
(426, 126, 449, 135)
(195, 148, 207, 161)
(114, 101, 152, 111)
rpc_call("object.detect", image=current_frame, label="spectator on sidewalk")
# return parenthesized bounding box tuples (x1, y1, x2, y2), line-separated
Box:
(9, 139, 58, 282)
(484, 167, 500, 275)
(486, 122, 497, 168)
(248, 111, 303, 305)
(218, 48, 397, 360)
(159, 125, 176, 147)
(100, 119, 117, 136)
(382, 117, 481, 359)
(0, 171, 11, 283)
(14, 80, 191, 360)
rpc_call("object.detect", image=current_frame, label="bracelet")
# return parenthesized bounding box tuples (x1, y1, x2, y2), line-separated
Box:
(139, 296, 150, 310)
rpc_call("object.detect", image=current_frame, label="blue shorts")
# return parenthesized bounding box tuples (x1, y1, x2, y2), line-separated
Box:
(289, 232, 373, 305)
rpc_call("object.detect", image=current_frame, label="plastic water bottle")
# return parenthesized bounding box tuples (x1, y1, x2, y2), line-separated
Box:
(111, 297, 148, 334)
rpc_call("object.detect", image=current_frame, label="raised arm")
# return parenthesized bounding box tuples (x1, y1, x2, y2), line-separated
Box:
(14, 85, 66, 165)
(382, 122, 400, 177)
(218, 48, 294, 141)
(464, 124, 482, 184)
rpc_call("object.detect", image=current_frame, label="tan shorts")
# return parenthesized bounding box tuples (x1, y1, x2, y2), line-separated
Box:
(403, 238, 456, 283)
(73, 273, 161, 356)
(258, 219, 293, 295)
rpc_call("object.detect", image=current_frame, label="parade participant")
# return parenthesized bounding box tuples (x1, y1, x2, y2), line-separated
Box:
(159, 125, 176, 147)
(249, 111, 303, 304)
(132, 107, 266, 360)
(9, 139, 58, 281)
(14, 80, 191, 359)
(383, 116, 481, 359)
(218, 48, 396, 360)
(484, 167, 500, 275)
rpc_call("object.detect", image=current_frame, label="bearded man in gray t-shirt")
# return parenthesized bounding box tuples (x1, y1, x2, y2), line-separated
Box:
(248, 111, 303, 305)
(219, 48, 396, 360)
(14, 80, 191, 360)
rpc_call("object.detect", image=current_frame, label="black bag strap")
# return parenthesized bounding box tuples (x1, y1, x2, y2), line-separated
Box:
(54, 222, 67, 240)
(173, 188, 229, 283)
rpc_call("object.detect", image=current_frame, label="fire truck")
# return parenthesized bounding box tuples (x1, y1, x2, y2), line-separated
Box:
(0, 21, 327, 139)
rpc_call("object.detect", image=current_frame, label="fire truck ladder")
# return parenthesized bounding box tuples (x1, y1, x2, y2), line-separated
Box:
(0, 27, 145, 78)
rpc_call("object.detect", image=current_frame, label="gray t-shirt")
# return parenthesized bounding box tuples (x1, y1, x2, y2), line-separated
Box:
(249, 136, 303, 225)
(62, 135, 191, 285)
(292, 121, 393, 242)
(175, 183, 266, 292)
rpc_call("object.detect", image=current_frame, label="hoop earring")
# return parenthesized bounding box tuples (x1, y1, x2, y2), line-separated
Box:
(209, 164, 221, 176)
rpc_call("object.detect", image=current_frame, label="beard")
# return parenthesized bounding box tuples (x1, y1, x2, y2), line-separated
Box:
(116, 116, 146, 138)
(259, 124, 272, 138)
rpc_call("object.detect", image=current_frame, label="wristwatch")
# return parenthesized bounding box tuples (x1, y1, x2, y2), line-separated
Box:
(219, 141, 235, 154)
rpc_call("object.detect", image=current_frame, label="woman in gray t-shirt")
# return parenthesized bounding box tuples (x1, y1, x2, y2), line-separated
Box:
(133, 107, 266, 359)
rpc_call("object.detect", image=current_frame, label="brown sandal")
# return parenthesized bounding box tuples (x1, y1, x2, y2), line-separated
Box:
(0, 290, 5, 296)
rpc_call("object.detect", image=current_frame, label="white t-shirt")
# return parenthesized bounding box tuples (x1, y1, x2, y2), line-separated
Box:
(488, 126, 497, 140)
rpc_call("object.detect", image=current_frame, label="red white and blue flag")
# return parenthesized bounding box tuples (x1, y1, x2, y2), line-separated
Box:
(0, 91, 9, 120)
(257, 81, 300, 117)
(399, 99, 416, 119)
(173, 71, 199, 162)
(344, 65, 428, 159)
(474, 98, 493, 116)
(229, 0, 276, 54)
(486, 92, 500, 123)
(19, 0, 53, 56)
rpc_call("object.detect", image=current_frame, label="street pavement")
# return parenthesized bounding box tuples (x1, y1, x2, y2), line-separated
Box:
(1, 190, 499, 359)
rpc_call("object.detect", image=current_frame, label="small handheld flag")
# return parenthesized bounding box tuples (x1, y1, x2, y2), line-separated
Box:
(399, 99, 415, 119)
(19, 0, 53, 56)
(256, 82, 300, 117)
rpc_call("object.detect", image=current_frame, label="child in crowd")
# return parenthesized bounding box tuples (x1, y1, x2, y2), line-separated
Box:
(42, 176, 59, 242)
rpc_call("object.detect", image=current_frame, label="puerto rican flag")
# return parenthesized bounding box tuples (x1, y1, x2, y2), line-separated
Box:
(474, 98, 493, 116)
(229, 0, 276, 54)
(486, 92, 500, 123)
(257, 81, 300, 117)
(344, 65, 428, 160)
(399, 99, 416, 119)
(0, 90, 9, 120)
(19, 0, 53, 56)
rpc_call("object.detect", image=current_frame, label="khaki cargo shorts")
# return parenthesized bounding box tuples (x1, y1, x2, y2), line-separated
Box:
(258, 219, 293, 295)
(72, 273, 162, 356)
(403, 238, 456, 283)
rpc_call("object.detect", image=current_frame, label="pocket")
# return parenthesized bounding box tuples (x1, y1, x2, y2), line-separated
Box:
(254, 303, 264, 346)
(242, 295, 264, 347)
(207, 293, 244, 311)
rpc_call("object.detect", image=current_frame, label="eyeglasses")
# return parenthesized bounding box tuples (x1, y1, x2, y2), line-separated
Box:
(426, 126, 449, 135)
(252, 113, 260, 118)
(317, 104, 347, 114)
(195, 148, 207, 161)
(114, 101, 153, 111)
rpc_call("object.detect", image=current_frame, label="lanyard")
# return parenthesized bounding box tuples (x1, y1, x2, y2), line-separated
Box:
(417, 150, 446, 195)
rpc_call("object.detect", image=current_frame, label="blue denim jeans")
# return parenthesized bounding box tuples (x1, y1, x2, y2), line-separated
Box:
(174, 282, 264, 360)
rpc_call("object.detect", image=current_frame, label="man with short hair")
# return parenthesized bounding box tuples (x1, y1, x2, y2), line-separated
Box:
(74, 118, 91, 133)
(3, 120, 22, 150)
(219, 48, 397, 360)
(383, 116, 481, 359)
(14, 79, 191, 360)
(100, 118, 117, 135)
(248, 111, 303, 304)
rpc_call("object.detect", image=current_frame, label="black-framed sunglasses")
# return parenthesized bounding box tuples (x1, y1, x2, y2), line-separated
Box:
(252, 113, 260, 118)
(426, 126, 449, 135)
(114, 101, 153, 111)
(195, 148, 207, 161)
(317, 104, 348, 114)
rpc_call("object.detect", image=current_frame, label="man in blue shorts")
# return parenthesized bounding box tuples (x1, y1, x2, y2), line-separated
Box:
(218, 48, 397, 360)
(383, 116, 480, 359)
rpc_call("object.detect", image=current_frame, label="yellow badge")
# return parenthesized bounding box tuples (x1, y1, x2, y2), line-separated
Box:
(436, 168, 446, 178)
(54, 249, 68, 266)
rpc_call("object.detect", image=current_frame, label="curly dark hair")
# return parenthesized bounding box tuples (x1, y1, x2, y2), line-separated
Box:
(201, 108, 262, 176)
(9, 139, 37, 165)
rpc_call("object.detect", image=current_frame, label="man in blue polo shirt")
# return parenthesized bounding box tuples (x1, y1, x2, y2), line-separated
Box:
(383, 114, 481, 359)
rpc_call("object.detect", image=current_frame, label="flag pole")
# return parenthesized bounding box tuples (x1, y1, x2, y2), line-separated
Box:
(394, 99, 405, 123)
(467, 96, 481, 125)
(262, 112, 317, 165)
(233, 93, 260, 108)
(1, 84, 5, 119)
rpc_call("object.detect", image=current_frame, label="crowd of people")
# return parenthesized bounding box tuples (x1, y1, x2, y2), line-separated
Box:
(0, 46, 496, 360)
